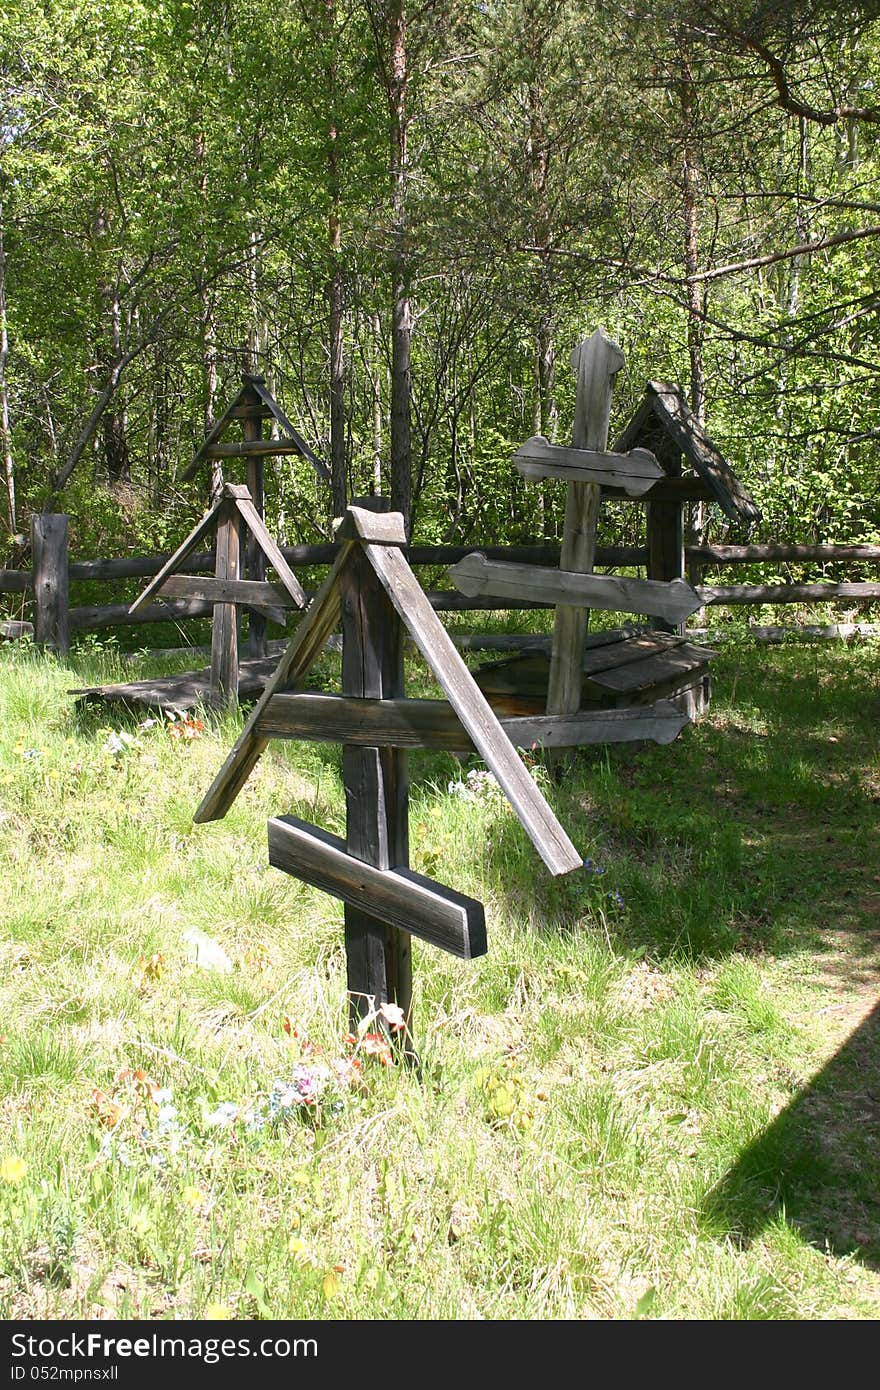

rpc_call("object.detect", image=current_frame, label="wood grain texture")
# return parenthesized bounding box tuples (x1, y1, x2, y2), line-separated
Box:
(699, 581, 880, 605)
(129, 494, 227, 613)
(31, 513, 69, 655)
(514, 435, 662, 493)
(0, 569, 33, 594)
(209, 501, 241, 708)
(334, 506, 408, 546)
(249, 376, 330, 481)
(193, 542, 355, 823)
(448, 553, 702, 624)
(547, 329, 624, 727)
(257, 692, 688, 750)
(339, 541, 412, 1026)
(587, 641, 716, 694)
(158, 574, 296, 615)
(268, 816, 487, 959)
(244, 408, 267, 659)
(362, 540, 581, 876)
(647, 499, 686, 634)
(232, 494, 307, 608)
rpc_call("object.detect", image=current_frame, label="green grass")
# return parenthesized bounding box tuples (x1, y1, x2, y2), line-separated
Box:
(1, 632, 879, 1318)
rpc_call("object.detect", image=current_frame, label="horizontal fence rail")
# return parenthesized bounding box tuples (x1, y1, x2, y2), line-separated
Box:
(2, 515, 880, 655)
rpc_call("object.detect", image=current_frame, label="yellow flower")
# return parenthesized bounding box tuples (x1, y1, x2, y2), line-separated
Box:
(182, 1184, 206, 1209)
(289, 1211, 301, 1230)
(322, 1271, 341, 1300)
(0, 1155, 27, 1184)
(288, 1236, 307, 1260)
(205, 1304, 233, 1320)
(291, 1171, 309, 1186)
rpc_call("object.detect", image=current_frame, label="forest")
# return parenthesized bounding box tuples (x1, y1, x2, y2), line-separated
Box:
(1, 0, 879, 564)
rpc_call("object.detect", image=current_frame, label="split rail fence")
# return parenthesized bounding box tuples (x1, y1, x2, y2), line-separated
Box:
(1, 514, 880, 655)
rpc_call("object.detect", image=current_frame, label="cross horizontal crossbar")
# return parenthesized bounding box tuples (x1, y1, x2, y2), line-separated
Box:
(268, 814, 487, 959)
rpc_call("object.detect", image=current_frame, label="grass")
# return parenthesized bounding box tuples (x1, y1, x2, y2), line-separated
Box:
(0, 629, 879, 1319)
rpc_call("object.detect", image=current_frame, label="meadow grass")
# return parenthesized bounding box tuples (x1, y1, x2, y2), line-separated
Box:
(0, 630, 879, 1319)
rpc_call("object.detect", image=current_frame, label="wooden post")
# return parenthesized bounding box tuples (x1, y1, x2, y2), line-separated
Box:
(209, 500, 241, 708)
(31, 513, 69, 656)
(243, 377, 267, 659)
(546, 330, 625, 748)
(646, 501, 686, 634)
(340, 503, 412, 1043)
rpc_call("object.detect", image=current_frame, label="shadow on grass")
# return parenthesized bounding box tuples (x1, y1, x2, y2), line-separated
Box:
(705, 999, 880, 1270)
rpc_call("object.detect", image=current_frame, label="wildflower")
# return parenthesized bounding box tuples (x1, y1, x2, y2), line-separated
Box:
(583, 858, 606, 875)
(0, 1155, 27, 1184)
(89, 1089, 123, 1128)
(360, 1033, 392, 1066)
(137, 718, 158, 731)
(22, 748, 41, 761)
(288, 1236, 308, 1259)
(204, 1101, 239, 1128)
(322, 1271, 341, 1300)
(377, 1001, 406, 1033)
(332, 1056, 364, 1088)
(117, 1068, 162, 1102)
(607, 891, 625, 910)
(182, 1185, 207, 1209)
(105, 731, 135, 756)
(205, 1304, 233, 1320)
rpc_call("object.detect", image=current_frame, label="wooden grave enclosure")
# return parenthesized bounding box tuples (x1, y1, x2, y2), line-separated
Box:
(193, 502, 583, 1047)
(448, 330, 739, 748)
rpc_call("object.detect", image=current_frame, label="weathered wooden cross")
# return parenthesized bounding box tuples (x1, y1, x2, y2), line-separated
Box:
(449, 329, 704, 756)
(192, 502, 582, 1043)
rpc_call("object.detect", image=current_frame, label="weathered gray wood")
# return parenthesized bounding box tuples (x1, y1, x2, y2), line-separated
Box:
(69, 598, 214, 632)
(340, 537, 412, 1030)
(449, 553, 702, 625)
(233, 494, 307, 609)
(588, 641, 717, 694)
(547, 330, 625, 728)
(244, 403, 267, 659)
(179, 387, 251, 480)
(580, 631, 683, 674)
(0, 569, 32, 593)
(689, 542, 880, 565)
(647, 499, 686, 634)
(129, 493, 228, 614)
(452, 627, 646, 655)
(362, 539, 581, 876)
(248, 376, 331, 482)
(615, 381, 761, 524)
(70, 650, 284, 710)
(209, 501, 241, 708)
(31, 513, 69, 655)
(514, 435, 662, 493)
(334, 506, 409, 546)
(203, 439, 317, 459)
(268, 816, 486, 960)
(193, 542, 355, 823)
(699, 581, 880, 605)
(157, 574, 293, 621)
(257, 692, 688, 750)
(602, 476, 714, 503)
(0, 619, 33, 640)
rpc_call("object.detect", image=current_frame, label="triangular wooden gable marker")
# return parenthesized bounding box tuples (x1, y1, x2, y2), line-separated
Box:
(128, 492, 230, 614)
(231, 490, 306, 608)
(178, 382, 260, 482)
(193, 541, 357, 822)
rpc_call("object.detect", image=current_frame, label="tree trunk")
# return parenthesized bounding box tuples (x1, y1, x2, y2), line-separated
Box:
(0, 204, 15, 535)
(327, 0, 347, 520)
(387, 0, 412, 533)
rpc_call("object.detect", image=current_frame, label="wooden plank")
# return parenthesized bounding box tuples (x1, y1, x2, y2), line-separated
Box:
(70, 650, 284, 710)
(129, 493, 228, 613)
(203, 439, 318, 459)
(580, 631, 683, 674)
(69, 598, 214, 632)
(647, 498, 686, 634)
(0, 620, 33, 640)
(248, 377, 331, 482)
(340, 539, 412, 1030)
(31, 513, 69, 655)
(256, 692, 687, 750)
(514, 435, 662, 493)
(233, 493, 307, 608)
(209, 501, 241, 708)
(268, 815, 486, 959)
(449, 553, 702, 625)
(452, 626, 646, 655)
(361, 540, 581, 876)
(587, 641, 717, 694)
(547, 330, 625, 732)
(699, 581, 880, 605)
(601, 476, 714, 503)
(334, 505, 408, 546)
(244, 408, 267, 660)
(689, 542, 880, 565)
(0, 569, 32, 594)
(193, 542, 355, 823)
(158, 575, 297, 616)
(641, 383, 760, 524)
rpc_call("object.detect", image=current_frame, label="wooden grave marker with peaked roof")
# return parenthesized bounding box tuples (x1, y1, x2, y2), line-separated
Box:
(179, 373, 330, 660)
(129, 482, 308, 709)
(192, 501, 584, 1045)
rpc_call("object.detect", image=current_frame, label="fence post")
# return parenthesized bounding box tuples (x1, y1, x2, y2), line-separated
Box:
(31, 513, 69, 655)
